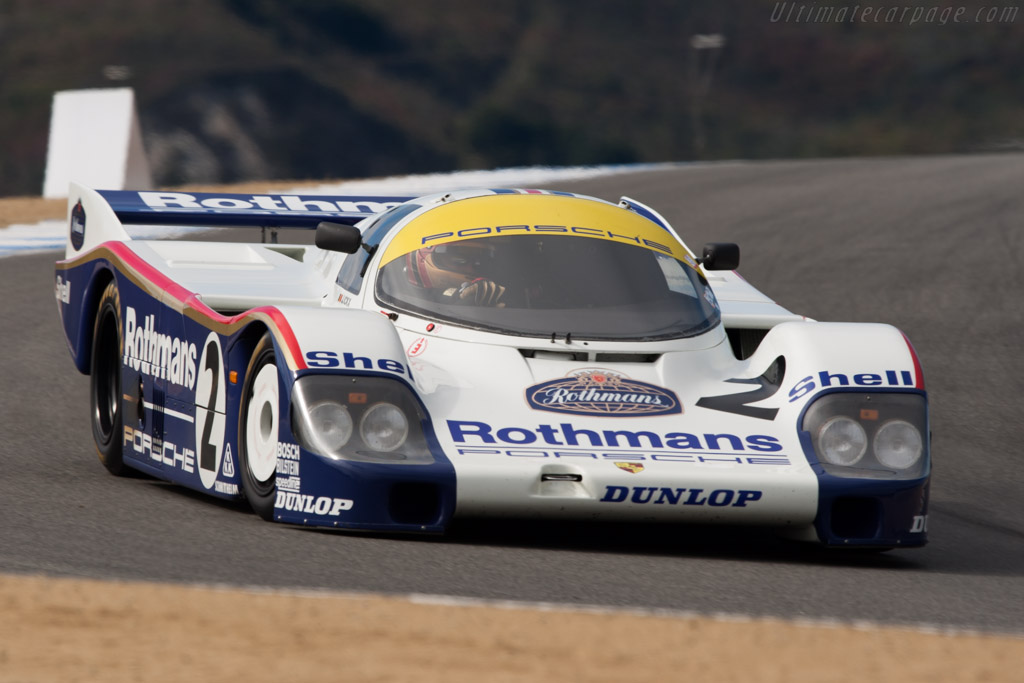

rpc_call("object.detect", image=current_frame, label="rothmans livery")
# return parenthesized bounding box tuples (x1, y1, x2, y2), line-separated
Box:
(55, 183, 930, 549)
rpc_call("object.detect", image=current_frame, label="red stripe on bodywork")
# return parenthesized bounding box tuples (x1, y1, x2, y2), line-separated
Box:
(242, 307, 307, 371)
(107, 242, 194, 303)
(99, 242, 307, 370)
(900, 330, 925, 390)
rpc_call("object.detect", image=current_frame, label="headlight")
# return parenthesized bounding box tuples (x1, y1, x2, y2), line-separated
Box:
(802, 392, 928, 479)
(291, 375, 433, 465)
(360, 402, 409, 452)
(818, 417, 867, 466)
(874, 420, 923, 470)
(301, 401, 353, 455)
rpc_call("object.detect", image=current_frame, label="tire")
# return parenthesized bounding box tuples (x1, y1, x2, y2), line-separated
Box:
(90, 280, 127, 475)
(238, 333, 280, 521)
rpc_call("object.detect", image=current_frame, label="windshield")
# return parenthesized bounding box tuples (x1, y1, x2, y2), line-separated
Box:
(376, 233, 721, 341)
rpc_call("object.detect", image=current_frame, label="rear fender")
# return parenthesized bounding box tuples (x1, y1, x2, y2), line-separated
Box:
(55, 259, 118, 375)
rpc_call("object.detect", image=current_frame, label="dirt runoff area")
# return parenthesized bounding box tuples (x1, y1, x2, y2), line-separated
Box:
(0, 573, 1020, 683)
(0, 196, 65, 227)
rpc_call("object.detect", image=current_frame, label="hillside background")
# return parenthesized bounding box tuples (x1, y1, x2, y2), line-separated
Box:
(2, 0, 1022, 196)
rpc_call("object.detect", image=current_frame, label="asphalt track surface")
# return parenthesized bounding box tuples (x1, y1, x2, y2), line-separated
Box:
(2, 154, 1022, 634)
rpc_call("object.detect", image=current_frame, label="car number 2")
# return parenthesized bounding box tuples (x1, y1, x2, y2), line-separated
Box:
(195, 332, 226, 490)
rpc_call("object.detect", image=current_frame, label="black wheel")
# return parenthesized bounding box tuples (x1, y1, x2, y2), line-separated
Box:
(238, 333, 280, 521)
(90, 280, 126, 475)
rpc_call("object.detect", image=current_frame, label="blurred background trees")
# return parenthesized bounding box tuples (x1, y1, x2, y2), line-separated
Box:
(1, 0, 1021, 195)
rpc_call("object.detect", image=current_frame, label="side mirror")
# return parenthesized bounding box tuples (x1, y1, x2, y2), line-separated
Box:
(315, 222, 362, 254)
(698, 242, 740, 270)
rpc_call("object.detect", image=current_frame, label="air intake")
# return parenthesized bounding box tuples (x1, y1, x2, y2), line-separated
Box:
(520, 349, 660, 363)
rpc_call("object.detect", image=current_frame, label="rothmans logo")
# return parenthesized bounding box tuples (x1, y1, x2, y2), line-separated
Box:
(70, 200, 86, 250)
(525, 369, 682, 417)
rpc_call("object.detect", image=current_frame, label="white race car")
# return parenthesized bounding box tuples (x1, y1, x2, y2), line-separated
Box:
(55, 183, 930, 548)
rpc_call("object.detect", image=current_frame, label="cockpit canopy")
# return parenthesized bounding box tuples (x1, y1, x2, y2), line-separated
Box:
(372, 194, 720, 341)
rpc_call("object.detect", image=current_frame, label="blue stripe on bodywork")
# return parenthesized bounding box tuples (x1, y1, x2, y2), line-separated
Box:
(98, 191, 414, 229)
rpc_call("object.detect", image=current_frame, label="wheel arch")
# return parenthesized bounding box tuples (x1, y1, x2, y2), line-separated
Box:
(224, 320, 276, 423)
(74, 264, 118, 375)
(231, 325, 284, 520)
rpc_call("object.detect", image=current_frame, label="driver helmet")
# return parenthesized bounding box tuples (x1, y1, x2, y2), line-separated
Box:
(405, 241, 496, 292)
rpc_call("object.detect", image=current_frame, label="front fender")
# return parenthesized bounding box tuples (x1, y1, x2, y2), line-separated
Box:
(747, 321, 923, 400)
(747, 321, 929, 548)
(267, 306, 456, 530)
(274, 306, 412, 380)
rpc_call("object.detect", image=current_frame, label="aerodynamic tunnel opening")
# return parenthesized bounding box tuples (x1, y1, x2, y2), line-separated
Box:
(389, 482, 442, 526)
(829, 497, 882, 540)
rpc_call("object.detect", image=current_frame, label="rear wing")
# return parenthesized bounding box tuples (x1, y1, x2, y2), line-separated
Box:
(64, 181, 413, 258)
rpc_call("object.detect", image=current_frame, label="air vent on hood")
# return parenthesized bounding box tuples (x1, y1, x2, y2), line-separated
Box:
(520, 349, 661, 363)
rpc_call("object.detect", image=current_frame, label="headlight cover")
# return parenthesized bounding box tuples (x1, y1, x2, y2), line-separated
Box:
(874, 419, 923, 470)
(360, 402, 409, 452)
(291, 375, 434, 464)
(801, 392, 927, 479)
(298, 401, 354, 454)
(818, 416, 868, 466)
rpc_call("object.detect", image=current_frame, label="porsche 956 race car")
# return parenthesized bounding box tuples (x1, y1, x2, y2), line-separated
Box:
(54, 182, 930, 549)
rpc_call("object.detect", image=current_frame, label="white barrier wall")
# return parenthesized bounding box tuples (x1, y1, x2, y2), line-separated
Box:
(42, 88, 153, 198)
